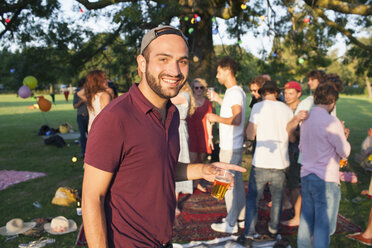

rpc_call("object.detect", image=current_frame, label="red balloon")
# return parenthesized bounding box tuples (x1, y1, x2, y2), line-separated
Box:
(38, 96, 52, 112)
(304, 18, 310, 23)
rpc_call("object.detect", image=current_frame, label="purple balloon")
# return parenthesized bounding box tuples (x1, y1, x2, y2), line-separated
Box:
(18, 85, 32, 98)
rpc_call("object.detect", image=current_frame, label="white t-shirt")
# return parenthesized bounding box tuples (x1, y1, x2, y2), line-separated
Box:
(219, 85, 246, 150)
(249, 100, 293, 169)
(295, 95, 336, 116)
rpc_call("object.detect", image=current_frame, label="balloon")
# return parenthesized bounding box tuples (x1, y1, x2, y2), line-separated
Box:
(241, 4, 247, 9)
(18, 85, 32, 98)
(298, 58, 305, 64)
(304, 18, 310, 23)
(188, 27, 194, 34)
(38, 96, 52, 112)
(195, 16, 201, 22)
(213, 28, 218, 35)
(23, 76, 38, 90)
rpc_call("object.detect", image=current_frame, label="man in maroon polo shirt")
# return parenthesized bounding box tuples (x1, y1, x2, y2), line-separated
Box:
(82, 26, 246, 248)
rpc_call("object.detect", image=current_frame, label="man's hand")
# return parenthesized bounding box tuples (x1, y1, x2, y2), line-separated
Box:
(295, 110, 308, 122)
(201, 162, 246, 187)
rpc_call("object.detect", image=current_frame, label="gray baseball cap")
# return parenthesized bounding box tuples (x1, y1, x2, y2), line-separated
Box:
(140, 25, 188, 54)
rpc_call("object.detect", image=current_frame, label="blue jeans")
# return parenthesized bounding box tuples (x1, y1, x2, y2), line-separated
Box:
(77, 114, 88, 156)
(297, 174, 341, 248)
(219, 149, 245, 226)
(244, 166, 286, 237)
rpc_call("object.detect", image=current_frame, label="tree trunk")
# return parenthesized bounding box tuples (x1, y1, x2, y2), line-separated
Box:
(366, 76, 372, 98)
(181, 15, 216, 86)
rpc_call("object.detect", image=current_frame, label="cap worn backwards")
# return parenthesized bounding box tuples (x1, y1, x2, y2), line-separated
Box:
(140, 25, 188, 54)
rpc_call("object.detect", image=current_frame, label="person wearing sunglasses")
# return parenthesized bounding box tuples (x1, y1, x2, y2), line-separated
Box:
(187, 78, 214, 192)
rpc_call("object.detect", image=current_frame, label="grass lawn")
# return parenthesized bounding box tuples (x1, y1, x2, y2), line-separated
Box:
(0, 93, 371, 247)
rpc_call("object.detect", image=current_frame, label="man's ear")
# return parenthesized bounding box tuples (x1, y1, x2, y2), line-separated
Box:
(137, 54, 146, 75)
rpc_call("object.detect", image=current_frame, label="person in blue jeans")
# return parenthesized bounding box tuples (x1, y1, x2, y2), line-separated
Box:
(298, 83, 350, 247)
(73, 78, 89, 158)
(238, 81, 307, 247)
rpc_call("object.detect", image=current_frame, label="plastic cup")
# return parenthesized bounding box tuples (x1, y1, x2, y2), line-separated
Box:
(208, 87, 214, 101)
(211, 169, 234, 200)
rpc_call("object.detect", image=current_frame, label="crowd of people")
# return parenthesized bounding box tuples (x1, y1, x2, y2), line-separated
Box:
(73, 25, 370, 248)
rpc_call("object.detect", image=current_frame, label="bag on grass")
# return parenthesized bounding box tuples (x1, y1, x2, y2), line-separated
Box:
(51, 187, 78, 207)
(38, 125, 57, 136)
(44, 135, 66, 148)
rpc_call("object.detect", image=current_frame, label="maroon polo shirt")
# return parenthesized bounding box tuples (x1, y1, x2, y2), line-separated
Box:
(85, 83, 180, 247)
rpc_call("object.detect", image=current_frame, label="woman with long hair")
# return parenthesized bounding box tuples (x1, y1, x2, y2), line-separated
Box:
(186, 78, 214, 191)
(77, 69, 115, 132)
(171, 82, 195, 216)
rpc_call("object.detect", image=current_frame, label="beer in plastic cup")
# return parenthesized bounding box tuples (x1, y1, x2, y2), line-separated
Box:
(211, 169, 234, 200)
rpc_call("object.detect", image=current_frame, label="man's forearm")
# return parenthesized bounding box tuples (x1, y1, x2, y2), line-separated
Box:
(214, 114, 241, 126)
(175, 162, 203, 181)
(82, 196, 109, 248)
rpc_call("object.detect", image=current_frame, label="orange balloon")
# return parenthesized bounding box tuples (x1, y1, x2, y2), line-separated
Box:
(38, 96, 52, 112)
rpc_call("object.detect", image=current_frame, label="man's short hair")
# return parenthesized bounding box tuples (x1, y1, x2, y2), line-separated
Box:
(258, 81, 280, 96)
(325, 73, 344, 93)
(249, 76, 267, 88)
(314, 84, 339, 105)
(307, 70, 326, 83)
(217, 56, 238, 76)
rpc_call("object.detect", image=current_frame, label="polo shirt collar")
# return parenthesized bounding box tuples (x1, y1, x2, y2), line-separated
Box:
(129, 83, 176, 116)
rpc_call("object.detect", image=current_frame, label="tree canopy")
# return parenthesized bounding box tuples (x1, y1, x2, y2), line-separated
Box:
(1, 0, 371, 91)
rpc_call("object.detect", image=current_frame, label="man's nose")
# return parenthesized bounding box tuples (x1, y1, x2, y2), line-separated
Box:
(168, 61, 181, 76)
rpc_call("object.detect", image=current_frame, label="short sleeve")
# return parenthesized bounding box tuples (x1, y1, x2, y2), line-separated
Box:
(84, 110, 125, 173)
(249, 104, 260, 124)
(295, 96, 313, 115)
(226, 89, 244, 107)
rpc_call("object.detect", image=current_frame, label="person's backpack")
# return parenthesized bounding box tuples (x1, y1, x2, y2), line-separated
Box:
(38, 125, 57, 136)
(44, 135, 66, 148)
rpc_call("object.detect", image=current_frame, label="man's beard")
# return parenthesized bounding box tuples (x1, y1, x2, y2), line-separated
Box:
(145, 70, 186, 99)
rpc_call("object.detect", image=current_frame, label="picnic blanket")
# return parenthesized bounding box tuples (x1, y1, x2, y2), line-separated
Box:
(76, 182, 361, 246)
(172, 183, 362, 243)
(0, 170, 46, 191)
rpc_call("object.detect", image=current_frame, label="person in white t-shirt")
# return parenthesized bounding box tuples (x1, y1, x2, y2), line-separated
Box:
(237, 81, 307, 246)
(207, 56, 246, 234)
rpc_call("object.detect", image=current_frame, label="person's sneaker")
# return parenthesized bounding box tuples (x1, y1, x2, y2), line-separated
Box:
(211, 222, 238, 234)
(236, 235, 253, 247)
(221, 218, 245, 228)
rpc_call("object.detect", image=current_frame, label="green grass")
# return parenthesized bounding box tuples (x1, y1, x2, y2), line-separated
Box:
(0, 93, 371, 247)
